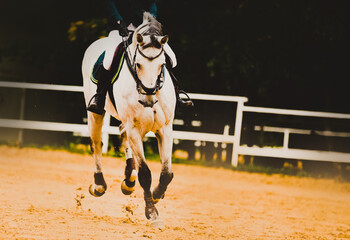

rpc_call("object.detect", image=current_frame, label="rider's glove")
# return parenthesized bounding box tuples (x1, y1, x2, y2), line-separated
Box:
(116, 20, 129, 37)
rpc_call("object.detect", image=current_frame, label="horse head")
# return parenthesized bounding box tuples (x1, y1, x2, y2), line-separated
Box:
(131, 13, 169, 108)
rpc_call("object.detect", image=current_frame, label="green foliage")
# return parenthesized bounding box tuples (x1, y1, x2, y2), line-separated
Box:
(106, 143, 124, 158)
(68, 19, 108, 43)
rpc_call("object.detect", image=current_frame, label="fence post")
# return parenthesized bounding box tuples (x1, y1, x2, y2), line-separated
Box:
(17, 88, 26, 146)
(102, 113, 110, 154)
(231, 100, 245, 166)
(283, 129, 290, 149)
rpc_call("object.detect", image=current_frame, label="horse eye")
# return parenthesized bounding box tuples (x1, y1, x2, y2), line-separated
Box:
(136, 63, 141, 69)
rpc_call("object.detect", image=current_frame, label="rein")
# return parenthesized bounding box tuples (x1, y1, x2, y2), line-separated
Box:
(123, 37, 165, 96)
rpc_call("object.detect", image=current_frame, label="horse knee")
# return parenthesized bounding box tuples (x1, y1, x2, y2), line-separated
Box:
(90, 138, 103, 153)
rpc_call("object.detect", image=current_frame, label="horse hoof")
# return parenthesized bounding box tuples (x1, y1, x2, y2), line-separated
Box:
(121, 169, 137, 195)
(152, 195, 164, 204)
(145, 204, 159, 220)
(89, 184, 106, 197)
(152, 189, 165, 204)
(121, 179, 135, 195)
(150, 218, 164, 229)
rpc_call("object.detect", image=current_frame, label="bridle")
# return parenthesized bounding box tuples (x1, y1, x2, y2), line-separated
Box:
(123, 35, 166, 96)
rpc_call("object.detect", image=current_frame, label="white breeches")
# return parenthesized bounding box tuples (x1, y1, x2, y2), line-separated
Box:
(103, 25, 177, 70)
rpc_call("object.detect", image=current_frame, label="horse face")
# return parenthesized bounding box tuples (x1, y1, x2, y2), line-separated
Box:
(135, 34, 168, 108)
(135, 52, 165, 86)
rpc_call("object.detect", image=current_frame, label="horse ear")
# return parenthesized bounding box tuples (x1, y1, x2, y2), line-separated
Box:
(137, 34, 144, 44)
(159, 35, 168, 45)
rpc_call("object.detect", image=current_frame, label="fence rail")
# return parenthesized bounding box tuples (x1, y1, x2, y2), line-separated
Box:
(1, 80, 350, 166)
(243, 105, 350, 119)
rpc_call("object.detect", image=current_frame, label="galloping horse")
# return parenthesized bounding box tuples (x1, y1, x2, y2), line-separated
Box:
(82, 13, 176, 225)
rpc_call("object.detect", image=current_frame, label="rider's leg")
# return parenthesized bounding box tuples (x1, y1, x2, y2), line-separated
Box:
(86, 64, 110, 115)
(87, 31, 123, 115)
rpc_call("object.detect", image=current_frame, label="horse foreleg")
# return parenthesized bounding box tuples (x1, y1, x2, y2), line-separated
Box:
(127, 128, 159, 221)
(88, 112, 107, 197)
(153, 125, 174, 204)
(120, 124, 137, 195)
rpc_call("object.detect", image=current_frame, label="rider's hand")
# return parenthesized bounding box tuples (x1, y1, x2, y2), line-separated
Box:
(117, 20, 129, 37)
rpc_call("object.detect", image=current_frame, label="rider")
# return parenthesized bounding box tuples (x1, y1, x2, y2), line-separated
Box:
(87, 0, 192, 115)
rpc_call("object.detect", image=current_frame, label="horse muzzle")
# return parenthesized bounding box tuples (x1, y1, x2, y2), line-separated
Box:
(138, 95, 158, 108)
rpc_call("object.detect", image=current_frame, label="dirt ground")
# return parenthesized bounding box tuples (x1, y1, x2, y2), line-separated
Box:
(0, 146, 349, 240)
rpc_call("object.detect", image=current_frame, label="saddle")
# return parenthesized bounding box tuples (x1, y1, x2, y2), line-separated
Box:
(90, 42, 126, 85)
(89, 40, 129, 114)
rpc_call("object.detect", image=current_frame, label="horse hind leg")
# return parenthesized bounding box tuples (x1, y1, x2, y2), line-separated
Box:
(120, 124, 137, 195)
(88, 112, 107, 197)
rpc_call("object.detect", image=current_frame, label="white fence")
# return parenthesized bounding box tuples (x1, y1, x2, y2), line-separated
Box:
(1, 80, 350, 166)
(240, 106, 350, 164)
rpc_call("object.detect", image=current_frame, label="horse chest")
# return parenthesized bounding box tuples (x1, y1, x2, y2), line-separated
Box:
(132, 106, 166, 132)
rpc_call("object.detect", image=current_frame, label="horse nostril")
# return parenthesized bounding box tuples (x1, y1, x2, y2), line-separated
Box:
(138, 99, 154, 108)
(138, 98, 158, 108)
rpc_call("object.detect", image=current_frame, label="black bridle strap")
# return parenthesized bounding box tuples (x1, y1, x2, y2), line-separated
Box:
(136, 44, 164, 61)
(124, 40, 165, 95)
(136, 65, 165, 95)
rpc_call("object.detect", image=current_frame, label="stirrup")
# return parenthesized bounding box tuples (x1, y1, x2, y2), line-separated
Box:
(178, 90, 194, 107)
(87, 93, 106, 115)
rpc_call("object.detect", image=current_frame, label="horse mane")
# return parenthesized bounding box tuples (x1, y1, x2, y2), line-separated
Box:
(136, 12, 163, 36)
(133, 12, 164, 49)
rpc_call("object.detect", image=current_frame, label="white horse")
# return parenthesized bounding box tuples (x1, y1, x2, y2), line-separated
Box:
(82, 13, 176, 225)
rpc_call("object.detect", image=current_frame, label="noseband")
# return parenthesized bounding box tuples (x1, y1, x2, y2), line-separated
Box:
(125, 40, 165, 96)
(135, 63, 165, 95)
(135, 44, 164, 61)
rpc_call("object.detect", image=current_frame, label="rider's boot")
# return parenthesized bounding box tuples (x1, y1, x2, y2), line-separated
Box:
(87, 65, 110, 115)
(166, 56, 193, 107)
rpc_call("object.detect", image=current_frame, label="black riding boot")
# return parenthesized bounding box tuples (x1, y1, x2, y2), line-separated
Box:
(87, 65, 111, 115)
